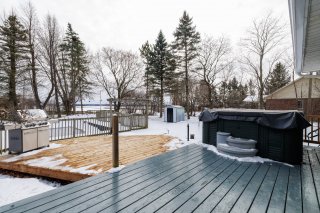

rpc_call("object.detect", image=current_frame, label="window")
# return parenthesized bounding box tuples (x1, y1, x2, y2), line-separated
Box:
(297, 100, 303, 109)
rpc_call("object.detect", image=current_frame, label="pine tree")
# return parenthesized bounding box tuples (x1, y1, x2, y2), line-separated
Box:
(58, 23, 90, 114)
(266, 62, 291, 94)
(0, 14, 29, 109)
(148, 31, 176, 118)
(139, 41, 152, 100)
(172, 11, 200, 119)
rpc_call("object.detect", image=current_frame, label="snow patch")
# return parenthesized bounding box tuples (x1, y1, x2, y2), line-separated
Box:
(23, 155, 101, 175)
(25, 154, 67, 168)
(108, 165, 125, 173)
(304, 142, 320, 147)
(0, 174, 60, 207)
(2, 143, 63, 163)
(63, 114, 96, 119)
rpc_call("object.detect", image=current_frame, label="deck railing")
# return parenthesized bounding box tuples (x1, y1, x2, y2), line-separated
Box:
(304, 115, 320, 145)
(0, 114, 147, 153)
(49, 114, 147, 141)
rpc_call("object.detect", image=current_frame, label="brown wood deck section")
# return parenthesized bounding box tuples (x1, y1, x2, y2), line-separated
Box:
(0, 135, 172, 181)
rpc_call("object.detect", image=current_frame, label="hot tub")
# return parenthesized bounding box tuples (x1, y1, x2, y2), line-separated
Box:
(200, 109, 311, 164)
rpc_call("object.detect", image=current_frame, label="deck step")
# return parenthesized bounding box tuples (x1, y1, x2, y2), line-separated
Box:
(226, 136, 257, 149)
(217, 143, 258, 158)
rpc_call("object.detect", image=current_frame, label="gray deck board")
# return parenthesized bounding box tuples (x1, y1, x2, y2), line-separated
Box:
(248, 164, 280, 212)
(34, 146, 209, 213)
(285, 165, 302, 213)
(109, 156, 227, 213)
(118, 157, 228, 212)
(230, 163, 269, 213)
(301, 149, 320, 213)
(192, 163, 251, 213)
(69, 151, 221, 212)
(212, 163, 260, 213)
(142, 160, 235, 213)
(1, 144, 320, 213)
(267, 165, 290, 213)
(175, 161, 241, 213)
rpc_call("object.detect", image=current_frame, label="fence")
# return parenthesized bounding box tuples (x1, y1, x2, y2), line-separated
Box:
(304, 115, 320, 145)
(0, 114, 147, 153)
(50, 114, 147, 141)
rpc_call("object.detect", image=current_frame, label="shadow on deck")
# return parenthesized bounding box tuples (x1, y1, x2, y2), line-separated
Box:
(1, 144, 319, 213)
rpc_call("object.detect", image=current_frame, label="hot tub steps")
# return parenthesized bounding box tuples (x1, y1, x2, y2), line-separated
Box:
(217, 143, 258, 158)
(226, 136, 257, 149)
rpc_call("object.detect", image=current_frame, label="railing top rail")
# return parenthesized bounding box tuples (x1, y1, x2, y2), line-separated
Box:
(56, 116, 111, 121)
(306, 115, 320, 119)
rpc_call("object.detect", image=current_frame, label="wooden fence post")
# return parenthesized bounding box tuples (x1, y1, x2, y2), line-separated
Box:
(112, 114, 119, 168)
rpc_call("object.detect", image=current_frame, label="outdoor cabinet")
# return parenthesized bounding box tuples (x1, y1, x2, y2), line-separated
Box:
(9, 126, 50, 153)
(37, 125, 49, 148)
(9, 128, 38, 153)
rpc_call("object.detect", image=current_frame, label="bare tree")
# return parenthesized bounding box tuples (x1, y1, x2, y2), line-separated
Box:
(239, 12, 287, 108)
(37, 14, 61, 115)
(93, 47, 143, 111)
(20, 2, 43, 108)
(196, 36, 233, 107)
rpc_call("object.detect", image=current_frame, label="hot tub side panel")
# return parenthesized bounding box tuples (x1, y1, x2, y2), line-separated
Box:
(201, 118, 303, 164)
(202, 121, 219, 146)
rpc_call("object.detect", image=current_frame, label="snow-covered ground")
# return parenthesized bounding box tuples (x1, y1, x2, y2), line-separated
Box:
(0, 174, 60, 207)
(121, 115, 203, 150)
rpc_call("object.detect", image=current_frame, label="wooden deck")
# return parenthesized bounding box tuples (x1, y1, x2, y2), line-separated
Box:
(1, 144, 320, 212)
(0, 135, 172, 181)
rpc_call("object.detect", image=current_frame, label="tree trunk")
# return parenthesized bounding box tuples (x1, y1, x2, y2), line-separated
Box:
(185, 46, 190, 119)
(9, 48, 18, 109)
(258, 54, 264, 109)
(80, 86, 83, 114)
(53, 70, 61, 117)
(29, 36, 42, 108)
(206, 81, 213, 107)
(160, 77, 163, 118)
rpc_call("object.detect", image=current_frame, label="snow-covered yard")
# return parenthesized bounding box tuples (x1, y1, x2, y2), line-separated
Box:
(0, 174, 60, 207)
(121, 115, 203, 149)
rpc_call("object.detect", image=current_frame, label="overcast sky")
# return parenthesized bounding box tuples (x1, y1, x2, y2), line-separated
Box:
(0, 0, 291, 53)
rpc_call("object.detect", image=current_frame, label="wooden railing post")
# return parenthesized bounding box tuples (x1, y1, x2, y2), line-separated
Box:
(73, 119, 76, 138)
(112, 114, 119, 168)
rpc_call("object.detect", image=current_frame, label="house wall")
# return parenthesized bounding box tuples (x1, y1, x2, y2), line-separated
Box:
(266, 77, 320, 99)
(266, 98, 320, 115)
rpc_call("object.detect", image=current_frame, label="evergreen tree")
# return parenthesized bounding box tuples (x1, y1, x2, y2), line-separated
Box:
(172, 11, 200, 119)
(248, 79, 256, 96)
(219, 77, 248, 108)
(58, 23, 90, 114)
(148, 31, 176, 118)
(139, 41, 152, 100)
(0, 14, 28, 109)
(266, 62, 291, 94)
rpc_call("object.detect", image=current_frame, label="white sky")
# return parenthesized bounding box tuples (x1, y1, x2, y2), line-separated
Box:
(0, 0, 291, 53)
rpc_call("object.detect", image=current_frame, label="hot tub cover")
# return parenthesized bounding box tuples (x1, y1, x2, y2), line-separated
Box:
(199, 109, 311, 130)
